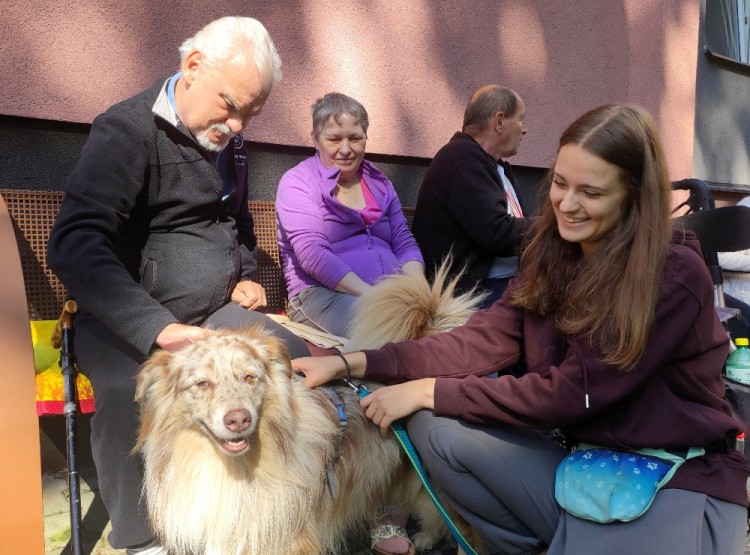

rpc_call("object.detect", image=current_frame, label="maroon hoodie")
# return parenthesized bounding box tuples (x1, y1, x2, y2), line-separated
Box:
(364, 230, 750, 506)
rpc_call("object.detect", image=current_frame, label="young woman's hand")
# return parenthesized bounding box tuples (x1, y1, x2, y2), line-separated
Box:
(294, 356, 345, 388)
(295, 352, 367, 388)
(360, 379, 436, 434)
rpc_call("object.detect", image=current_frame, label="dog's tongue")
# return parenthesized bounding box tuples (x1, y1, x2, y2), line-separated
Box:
(222, 438, 248, 454)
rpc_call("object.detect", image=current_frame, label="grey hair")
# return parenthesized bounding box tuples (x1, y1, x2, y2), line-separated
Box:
(311, 93, 369, 138)
(462, 86, 518, 131)
(179, 17, 282, 88)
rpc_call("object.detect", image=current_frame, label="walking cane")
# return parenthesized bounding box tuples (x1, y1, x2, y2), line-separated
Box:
(52, 299, 84, 555)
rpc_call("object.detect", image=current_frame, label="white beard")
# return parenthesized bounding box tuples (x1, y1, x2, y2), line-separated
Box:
(196, 123, 233, 152)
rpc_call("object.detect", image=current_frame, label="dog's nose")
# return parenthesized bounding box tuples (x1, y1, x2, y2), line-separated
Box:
(224, 410, 252, 433)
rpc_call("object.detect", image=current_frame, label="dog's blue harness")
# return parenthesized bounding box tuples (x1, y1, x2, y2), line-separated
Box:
(320, 385, 349, 498)
(341, 377, 480, 555)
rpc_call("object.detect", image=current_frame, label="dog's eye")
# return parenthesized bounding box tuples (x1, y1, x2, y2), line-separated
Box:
(195, 380, 211, 390)
(244, 374, 257, 384)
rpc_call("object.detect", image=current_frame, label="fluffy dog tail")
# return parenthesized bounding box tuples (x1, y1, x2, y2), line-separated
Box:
(346, 260, 486, 351)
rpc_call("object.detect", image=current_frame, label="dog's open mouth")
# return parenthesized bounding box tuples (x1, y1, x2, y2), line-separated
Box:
(201, 423, 250, 455)
(220, 437, 249, 454)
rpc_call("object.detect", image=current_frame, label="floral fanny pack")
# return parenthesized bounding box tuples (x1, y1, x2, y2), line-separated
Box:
(554, 443, 705, 523)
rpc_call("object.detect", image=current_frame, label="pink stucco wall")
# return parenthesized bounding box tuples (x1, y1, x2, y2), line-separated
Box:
(2, 0, 699, 178)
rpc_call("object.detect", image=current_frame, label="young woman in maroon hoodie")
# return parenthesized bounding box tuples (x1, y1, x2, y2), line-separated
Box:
(295, 104, 750, 555)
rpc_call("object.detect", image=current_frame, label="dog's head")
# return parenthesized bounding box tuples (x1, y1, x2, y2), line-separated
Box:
(135, 325, 293, 457)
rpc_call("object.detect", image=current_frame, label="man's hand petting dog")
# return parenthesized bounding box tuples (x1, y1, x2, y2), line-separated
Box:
(155, 323, 213, 352)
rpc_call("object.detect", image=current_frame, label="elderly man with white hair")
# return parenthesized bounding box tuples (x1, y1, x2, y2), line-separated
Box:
(48, 17, 309, 554)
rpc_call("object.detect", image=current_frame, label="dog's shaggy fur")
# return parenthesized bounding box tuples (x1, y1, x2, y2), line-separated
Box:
(135, 263, 482, 555)
(346, 263, 485, 351)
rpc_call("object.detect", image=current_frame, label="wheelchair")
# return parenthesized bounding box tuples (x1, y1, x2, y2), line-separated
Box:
(673, 179, 750, 535)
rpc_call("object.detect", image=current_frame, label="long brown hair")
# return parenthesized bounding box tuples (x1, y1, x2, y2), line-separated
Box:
(512, 104, 673, 369)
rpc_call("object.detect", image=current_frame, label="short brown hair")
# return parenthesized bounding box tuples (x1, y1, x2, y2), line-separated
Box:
(462, 86, 518, 131)
(311, 93, 369, 138)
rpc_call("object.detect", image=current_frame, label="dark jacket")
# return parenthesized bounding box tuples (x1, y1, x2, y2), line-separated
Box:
(365, 230, 750, 506)
(47, 80, 257, 356)
(411, 132, 531, 291)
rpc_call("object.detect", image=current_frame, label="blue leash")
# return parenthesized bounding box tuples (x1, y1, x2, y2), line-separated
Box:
(342, 379, 480, 555)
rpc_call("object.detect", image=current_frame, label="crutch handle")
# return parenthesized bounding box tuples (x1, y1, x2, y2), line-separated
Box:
(51, 299, 78, 349)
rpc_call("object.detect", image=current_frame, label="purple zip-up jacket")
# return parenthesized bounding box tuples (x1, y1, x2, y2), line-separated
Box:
(276, 154, 423, 299)
(364, 230, 750, 506)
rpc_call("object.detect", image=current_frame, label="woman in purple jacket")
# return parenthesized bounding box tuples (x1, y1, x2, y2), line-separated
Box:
(294, 105, 750, 554)
(276, 92, 424, 339)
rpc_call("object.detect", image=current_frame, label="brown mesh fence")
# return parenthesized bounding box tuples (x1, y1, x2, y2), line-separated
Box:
(248, 201, 288, 313)
(2, 189, 65, 321)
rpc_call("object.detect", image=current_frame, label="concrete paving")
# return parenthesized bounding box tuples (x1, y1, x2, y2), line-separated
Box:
(42, 466, 121, 555)
(42, 464, 374, 554)
(44, 464, 750, 555)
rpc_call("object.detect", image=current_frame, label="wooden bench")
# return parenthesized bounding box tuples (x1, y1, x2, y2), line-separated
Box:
(1, 190, 292, 319)
(3, 188, 415, 321)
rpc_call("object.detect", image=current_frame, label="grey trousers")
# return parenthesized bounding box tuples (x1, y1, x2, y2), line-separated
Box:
(549, 489, 747, 555)
(407, 411, 748, 555)
(287, 285, 357, 338)
(75, 303, 309, 549)
(407, 410, 565, 555)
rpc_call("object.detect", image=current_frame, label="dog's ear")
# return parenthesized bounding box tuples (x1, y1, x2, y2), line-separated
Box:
(261, 335, 293, 382)
(270, 341, 293, 381)
(135, 349, 174, 405)
(134, 348, 179, 455)
(255, 333, 292, 381)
